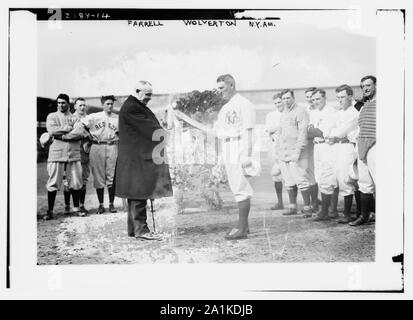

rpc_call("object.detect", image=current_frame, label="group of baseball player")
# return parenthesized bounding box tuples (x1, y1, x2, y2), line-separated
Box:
(40, 74, 376, 243)
(43, 94, 120, 220)
(209, 74, 376, 240)
(264, 75, 376, 231)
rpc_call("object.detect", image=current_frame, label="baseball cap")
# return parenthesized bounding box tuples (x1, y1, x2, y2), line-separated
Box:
(40, 132, 52, 148)
(56, 93, 70, 103)
(242, 159, 261, 177)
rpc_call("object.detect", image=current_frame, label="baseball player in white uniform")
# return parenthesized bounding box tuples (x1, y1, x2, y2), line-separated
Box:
(325, 85, 359, 224)
(308, 88, 339, 221)
(81, 95, 119, 214)
(303, 87, 321, 214)
(214, 74, 257, 240)
(265, 93, 284, 210)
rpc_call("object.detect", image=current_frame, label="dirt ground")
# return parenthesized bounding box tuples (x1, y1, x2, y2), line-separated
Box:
(37, 160, 375, 265)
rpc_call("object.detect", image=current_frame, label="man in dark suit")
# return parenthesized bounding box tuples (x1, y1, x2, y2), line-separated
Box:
(114, 81, 173, 240)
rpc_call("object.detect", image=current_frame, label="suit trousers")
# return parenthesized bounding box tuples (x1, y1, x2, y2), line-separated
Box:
(127, 199, 150, 237)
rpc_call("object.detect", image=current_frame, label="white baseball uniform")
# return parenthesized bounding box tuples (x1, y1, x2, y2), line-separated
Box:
(357, 144, 375, 194)
(81, 111, 119, 188)
(265, 109, 283, 182)
(215, 93, 256, 202)
(305, 106, 317, 185)
(310, 105, 338, 195)
(328, 105, 359, 196)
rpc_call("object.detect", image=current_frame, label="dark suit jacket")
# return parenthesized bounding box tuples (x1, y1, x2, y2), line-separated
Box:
(114, 95, 173, 199)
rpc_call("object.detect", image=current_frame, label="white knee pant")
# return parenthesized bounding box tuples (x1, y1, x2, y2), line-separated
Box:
(270, 160, 283, 182)
(279, 158, 311, 191)
(224, 162, 253, 202)
(358, 144, 375, 194)
(314, 143, 337, 195)
(46, 161, 83, 192)
(334, 143, 358, 197)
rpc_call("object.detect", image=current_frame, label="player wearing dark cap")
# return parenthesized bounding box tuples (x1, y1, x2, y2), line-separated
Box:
(44, 93, 84, 220)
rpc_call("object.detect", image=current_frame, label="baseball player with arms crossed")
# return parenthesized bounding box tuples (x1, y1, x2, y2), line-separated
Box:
(44, 93, 83, 220)
(265, 93, 284, 210)
(324, 85, 359, 224)
(275, 89, 312, 217)
(70, 97, 92, 214)
(214, 74, 257, 240)
(81, 95, 119, 214)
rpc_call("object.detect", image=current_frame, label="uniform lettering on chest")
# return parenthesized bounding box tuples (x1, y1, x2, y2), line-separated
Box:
(225, 110, 240, 125)
(94, 121, 117, 131)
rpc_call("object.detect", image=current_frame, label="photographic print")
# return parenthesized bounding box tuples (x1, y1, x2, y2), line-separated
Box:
(33, 8, 378, 265)
(6, 4, 405, 295)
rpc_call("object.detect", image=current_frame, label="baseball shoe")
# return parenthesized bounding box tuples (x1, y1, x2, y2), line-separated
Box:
(282, 207, 297, 216)
(312, 213, 330, 221)
(310, 204, 319, 213)
(64, 205, 71, 215)
(270, 203, 284, 210)
(337, 215, 352, 224)
(224, 228, 248, 240)
(79, 206, 89, 214)
(328, 210, 339, 219)
(96, 205, 105, 214)
(368, 212, 376, 223)
(72, 207, 86, 217)
(43, 210, 54, 220)
(109, 204, 117, 213)
(302, 206, 313, 218)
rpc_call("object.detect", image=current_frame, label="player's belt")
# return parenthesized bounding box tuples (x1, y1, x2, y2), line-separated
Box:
(92, 140, 118, 145)
(224, 136, 241, 143)
(336, 137, 351, 144)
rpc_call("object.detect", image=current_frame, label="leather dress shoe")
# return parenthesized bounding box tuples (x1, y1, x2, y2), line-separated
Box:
(136, 232, 163, 240)
(224, 228, 248, 240)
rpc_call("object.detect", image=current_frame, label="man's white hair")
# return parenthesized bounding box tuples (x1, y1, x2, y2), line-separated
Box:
(134, 80, 153, 93)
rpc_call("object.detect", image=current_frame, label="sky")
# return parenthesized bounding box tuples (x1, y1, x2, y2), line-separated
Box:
(37, 10, 376, 98)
